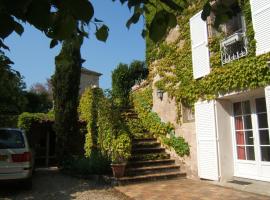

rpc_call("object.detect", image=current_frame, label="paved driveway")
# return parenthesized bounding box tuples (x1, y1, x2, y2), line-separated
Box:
(0, 169, 129, 200)
(116, 179, 269, 200)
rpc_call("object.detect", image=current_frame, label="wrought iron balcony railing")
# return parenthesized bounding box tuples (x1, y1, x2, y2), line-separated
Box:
(220, 30, 248, 65)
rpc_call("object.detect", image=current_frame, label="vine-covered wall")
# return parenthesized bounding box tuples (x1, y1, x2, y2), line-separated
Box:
(146, 0, 270, 107)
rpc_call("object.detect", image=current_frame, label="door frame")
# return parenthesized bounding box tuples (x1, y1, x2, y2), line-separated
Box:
(230, 95, 270, 182)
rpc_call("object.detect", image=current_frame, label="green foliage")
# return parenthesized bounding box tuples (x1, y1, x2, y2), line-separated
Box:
(111, 132, 131, 163)
(126, 118, 150, 139)
(52, 36, 82, 160)
(0, 51, 26, 115)
(24, 91, 52, 113)
(17, 112, 53, 134)
(132, 86, 174, 136)
(0, 115, 18, 128)
(78, 87, 132, 164)
(162, 135, 190, 157)
(78, 87, 104, 157)
(112, 63, 131, 107)
(132, 86, 190, 157)
(146, 0, 270, 108)
(112, 60, 148, 107)
(62, 152, 111, 175)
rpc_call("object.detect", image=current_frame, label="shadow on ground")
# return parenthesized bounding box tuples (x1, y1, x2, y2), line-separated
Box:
(0, 169, 129, 200)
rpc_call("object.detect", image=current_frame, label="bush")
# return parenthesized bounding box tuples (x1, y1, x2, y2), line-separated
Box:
(0, 115, 18, 128)
(111, 131, 131, 163)
(162, 135, 190, 157)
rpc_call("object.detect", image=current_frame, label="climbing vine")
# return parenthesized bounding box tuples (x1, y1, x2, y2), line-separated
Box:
(146, 0, 270, 108)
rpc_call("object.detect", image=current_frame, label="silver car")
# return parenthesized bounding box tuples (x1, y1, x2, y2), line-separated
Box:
(0, 128, 33, 188)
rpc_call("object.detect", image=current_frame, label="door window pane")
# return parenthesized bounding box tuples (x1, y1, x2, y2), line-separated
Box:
(246, 146, 255, 160)
(256, 98, 267, 113)
(234, 102, 242, 116)
(235, 117, 243, 130)
(257, 113, 268, 128)
(237, 146, 246, 160)
(259, 130, 270, 145)
(236, 131, 245, 145)
(244, 115, 252, 129)
(261, 146, 270, 162)
(245, 131, 254, 145)
(243, 101, 251, 114)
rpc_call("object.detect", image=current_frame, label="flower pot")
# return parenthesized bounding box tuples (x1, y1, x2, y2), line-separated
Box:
(111, 163, 126, 178)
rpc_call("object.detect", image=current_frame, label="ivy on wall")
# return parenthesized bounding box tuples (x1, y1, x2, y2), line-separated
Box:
(132, 86, 190, 157)
(146, 0, 270, 108)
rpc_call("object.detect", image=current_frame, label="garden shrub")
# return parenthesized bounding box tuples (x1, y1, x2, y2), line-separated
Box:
(78, 87, 132, 167)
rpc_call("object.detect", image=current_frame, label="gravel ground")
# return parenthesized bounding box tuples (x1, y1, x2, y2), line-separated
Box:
(0, 168, 130, 200)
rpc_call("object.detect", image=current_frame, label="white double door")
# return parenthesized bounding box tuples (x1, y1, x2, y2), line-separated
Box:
(232, 97, 270, 181)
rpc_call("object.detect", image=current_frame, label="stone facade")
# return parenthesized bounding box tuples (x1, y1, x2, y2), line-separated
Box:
(152, 76, 198, 180)
(79, 67, 102, 95)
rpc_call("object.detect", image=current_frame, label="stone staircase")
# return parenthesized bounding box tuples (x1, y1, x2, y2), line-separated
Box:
(111, 109, 186, 185)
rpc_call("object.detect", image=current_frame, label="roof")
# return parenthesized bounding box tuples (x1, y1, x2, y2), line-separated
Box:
(81, 67, 102, 76)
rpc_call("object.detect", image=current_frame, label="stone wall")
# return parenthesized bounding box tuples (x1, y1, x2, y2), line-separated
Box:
(152, 80, 198, 179)
(79, 73, 100, 95)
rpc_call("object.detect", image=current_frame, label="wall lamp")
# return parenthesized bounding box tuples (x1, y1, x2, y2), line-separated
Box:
(156, 89, 164, 101)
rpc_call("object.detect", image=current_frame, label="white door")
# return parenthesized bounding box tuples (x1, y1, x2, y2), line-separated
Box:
(232, 97, 270, 181)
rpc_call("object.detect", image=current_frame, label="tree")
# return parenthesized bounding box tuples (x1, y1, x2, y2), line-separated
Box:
(112, 60, 148, 107)
(0, 0, 190, 50)
(51, 34, 83, 160)
(0, 51, 26, 115)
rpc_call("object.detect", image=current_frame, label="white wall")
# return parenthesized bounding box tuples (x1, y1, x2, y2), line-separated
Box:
(216, 99, 234, 182)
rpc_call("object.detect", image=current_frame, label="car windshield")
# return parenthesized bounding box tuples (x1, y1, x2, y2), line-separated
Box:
(0, 130, 25, 149)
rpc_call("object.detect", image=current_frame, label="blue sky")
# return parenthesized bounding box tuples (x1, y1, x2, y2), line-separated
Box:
(4, 0, 145, 89)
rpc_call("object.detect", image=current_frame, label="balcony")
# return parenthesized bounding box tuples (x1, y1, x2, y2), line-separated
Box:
(220, 31, 248, 65)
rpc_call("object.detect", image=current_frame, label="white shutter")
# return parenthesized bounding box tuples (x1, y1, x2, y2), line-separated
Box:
(195, 100, 219, 180)
(265, 86, 270, 127)
(190, 11, 210, 79)
(250, 0, 270, 56)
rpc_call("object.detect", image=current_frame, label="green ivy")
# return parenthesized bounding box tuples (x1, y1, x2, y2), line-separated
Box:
(132, 86, 190, 157)
(146, 0, 270, 108)
(18, 112, 54, 135)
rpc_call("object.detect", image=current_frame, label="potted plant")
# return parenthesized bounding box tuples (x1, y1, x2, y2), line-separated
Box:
(111, 133, 131, 178)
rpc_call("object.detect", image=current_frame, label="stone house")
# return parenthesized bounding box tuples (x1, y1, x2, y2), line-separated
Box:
(79, 67, 102, 95)
(148, 0, 270, 183)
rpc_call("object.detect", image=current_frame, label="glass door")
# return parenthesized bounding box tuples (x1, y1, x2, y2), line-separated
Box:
(233, 100, 255, 161)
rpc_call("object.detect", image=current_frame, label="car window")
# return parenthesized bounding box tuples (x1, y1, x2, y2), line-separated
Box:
(0, 130, 25, 149)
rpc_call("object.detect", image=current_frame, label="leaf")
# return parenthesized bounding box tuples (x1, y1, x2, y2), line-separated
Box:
(52, 14, 77, 40)
(141, 29, 147, 38)
(0, 14, 15, 39)
(126, 12, 141, 29)
(64, 0, 94, 23)
(201, 1, 211, 21)
(26, 0, 51, 31)
(14, 22, 24, 36)
(50, 39, 59, 48)
(0, 40, 10, 50)
(159, 0, 181, 11)
(94, 18, 103, 23)
(95, 25, 109, 42)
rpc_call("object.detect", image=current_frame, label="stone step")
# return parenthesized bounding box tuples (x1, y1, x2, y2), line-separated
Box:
(130, 153, 170, 161)
(113, 171, 186, 185)
(133, 138, 157, 143)
(127, 159, 176, 168)
(132, 141, 161, 149)
(132, 147, 165, 154)
(126, 164, 180, 176)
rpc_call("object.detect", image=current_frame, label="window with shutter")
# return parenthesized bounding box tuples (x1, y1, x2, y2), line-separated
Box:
(250, 0, 270, 55)
(190, 11, 210, 79)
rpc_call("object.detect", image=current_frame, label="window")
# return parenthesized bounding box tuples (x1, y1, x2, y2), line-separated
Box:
(233, 101, 255, 160)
